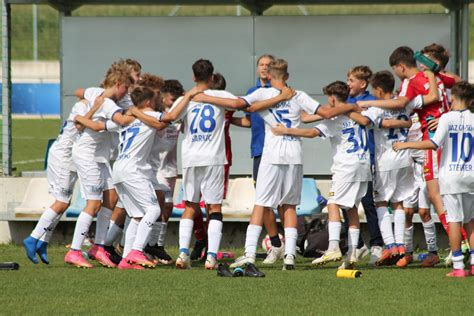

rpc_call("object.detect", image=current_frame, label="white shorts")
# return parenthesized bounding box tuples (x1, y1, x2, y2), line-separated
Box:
(328, 181, 368, 209)
(115, 179, 160, 218)
(182, 166, 224, 204)
(74, 159, 107, 200)
(374, 167, 414, 203)
(255, 163, 303, 208)
(403, 161, 430, 209)
(442, 193, 474, 224)
(47, 159, 78, 203)
(154, 174, 176, 204)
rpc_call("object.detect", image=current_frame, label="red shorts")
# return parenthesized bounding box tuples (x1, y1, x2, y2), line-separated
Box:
(424, 148, 440, 181)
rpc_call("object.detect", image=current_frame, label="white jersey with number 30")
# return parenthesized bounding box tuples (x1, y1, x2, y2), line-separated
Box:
(242, 88, 320, 165)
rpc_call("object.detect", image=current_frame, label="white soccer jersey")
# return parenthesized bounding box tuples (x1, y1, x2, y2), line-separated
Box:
(72, 88, 122, 163)
(113, 111, 163, 184)
(178, 89, 235, 168)
(431, 110, 474, 195)
(315, 116, 371, 182)
(242, 88, 320, 165)
(84, 87, 133, 110)
(48, 101, 89, 171)
(117, 93, 134, 110)
(363, 102, 415, 171)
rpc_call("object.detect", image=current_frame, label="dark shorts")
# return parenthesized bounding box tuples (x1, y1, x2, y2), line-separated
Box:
(252, 155, 262, 187)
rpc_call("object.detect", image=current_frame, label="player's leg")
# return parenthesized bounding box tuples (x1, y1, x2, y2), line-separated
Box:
(398, 206, 415, 268)
(360, 181, 383, 258)
(191, 205, 207, 260)
(281, 204, 297, 270)
(343, 206, 361, 269)
(262, 208, 285, 265)
(103, 205, 126, 265)
(312, 203, 343, 266)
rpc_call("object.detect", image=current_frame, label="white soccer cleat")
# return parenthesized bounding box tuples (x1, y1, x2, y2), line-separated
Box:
(262, 246, 284, 265)
(339, 251, 358, 270)
(356, 244, 369, 261)
(282, 254, 295, 271)
(312, 249, 343, 266)
(175, 252, 191, 270)
(369, 246, 383, 266)
(204, 254, 218, 270)
(229, 254, 255, 269)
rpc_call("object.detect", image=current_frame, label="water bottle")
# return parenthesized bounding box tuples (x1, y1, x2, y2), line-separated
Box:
(336, 269, 362, 278)
(233, 267, 244, 277)
(0, 262, 20, 270)
(414, 52, 441, 73)
(425, 115, 436, 139)
(217, 251, 235, 260)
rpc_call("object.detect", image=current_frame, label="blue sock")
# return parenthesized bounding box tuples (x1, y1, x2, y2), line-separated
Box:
(179, 248, 189, 255)
(208, 252, 217, 258)
(453, 249, 463, 257)
(396, 243, 404, 247)
(387, 243, 396, 249)
(470, 250, 474, 255)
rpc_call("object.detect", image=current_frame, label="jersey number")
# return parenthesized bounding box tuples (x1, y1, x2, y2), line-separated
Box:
(342, 126, 368, 153)
(119, 127, 140, 154)
(190, 105, 216, 134)
(269, 109, 291, 128)
(387, 114, 409, 140)
(449, 132, 473, 162)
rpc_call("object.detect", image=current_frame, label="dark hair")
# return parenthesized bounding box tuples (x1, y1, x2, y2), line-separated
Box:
(347, 65, 373, 83)
(421, 43, 450, 69)
(451, 81, 474, 112)
(138, 73, 165, 91)
(370, 70, 395, 93)
(212, 73, 226, 90)
(323, 81, 350, 102)
(389, 46, 417, 68)
(192, 59, 214, 82)
(161, 80, 184, 98)
(130, 86, 155, 107)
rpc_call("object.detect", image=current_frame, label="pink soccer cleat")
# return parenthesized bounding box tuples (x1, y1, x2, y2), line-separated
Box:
(470, 266, 474, 276)
(87, 244, 99, 260)
(117, 259, 144, 270)
(64, 249, 93, 268)
(125, 250, 155, 268)
(446, 269, 469, 278)
(95, 246, 116, 268)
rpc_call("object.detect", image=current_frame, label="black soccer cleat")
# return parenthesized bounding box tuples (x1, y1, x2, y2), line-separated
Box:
(244, 263, 265, 278)
(217, 263, 233, 277)
(190, 239, 207, 261)
(104, 245, 122, 265)
(155, 246, 173, 265)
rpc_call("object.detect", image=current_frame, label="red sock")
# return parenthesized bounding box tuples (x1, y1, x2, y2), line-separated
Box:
(193, 211, 207, 241)
(439, 213, 450, 236)
(460, 227, 467, 241)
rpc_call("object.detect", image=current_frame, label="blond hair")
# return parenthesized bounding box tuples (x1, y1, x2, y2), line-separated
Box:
(268, 59, 288, 79)
(347, 65, 373, 83)
(139, 73, 165, 91)
(103, 63, 133, 88)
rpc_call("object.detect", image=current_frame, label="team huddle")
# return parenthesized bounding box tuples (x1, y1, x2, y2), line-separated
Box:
(22, 43, 474, 277)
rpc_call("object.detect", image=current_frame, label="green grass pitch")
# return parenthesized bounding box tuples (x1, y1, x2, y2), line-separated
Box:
(0, 245, 472, 314)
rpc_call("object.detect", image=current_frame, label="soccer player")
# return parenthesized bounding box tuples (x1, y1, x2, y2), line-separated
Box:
(64, 65, 133, 268)
(393, 81, 474, 277)
(22, 100, 89, 264)
(272, 81, 369, 269)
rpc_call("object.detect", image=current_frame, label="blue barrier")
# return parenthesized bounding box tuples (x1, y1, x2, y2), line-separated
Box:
(0, 83, 60, 115)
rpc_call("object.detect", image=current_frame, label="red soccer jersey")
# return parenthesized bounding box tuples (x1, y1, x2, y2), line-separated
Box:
(437, 72, 457, 112)
(398, 71, 447, 139)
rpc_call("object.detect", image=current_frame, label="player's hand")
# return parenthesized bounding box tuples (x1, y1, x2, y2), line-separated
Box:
(75, 123, 85, 132)
(280, 87, 296, 100)
(356, 100, 370, 109)
(427, 117, 438, 131)
(350, 103, 363, 112)
(392, 141, 405, 152)
(271, 123, 287, 136)
(187, 86, 204, 99)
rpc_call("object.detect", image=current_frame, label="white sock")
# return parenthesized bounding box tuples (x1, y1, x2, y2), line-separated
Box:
(452, 254, 465, 270)
(207, 219, 223, 255)
(147, 222, 161, 246)
(94, 207, 112, 246)
(348, 227, 360, 258)
(284, 227, 298, 257)
(132, 207, 161, 252)
(377, 207, 395, 246)
(157, 222, 168, 247)
(121, 216, 130, 247)
(405, 226, 414, 253)
(123, 219, 138, 257)
(471, 252, 474, 266)
(394, 209, 406, 245)
(104, 221, 123, 246)
(244, 224, 262, 258)
(422, 219, 438, 252)
(40, 212, 62, 243)
(178, 218, 194, 253)
(71, 212, 93, 251)
(31, 208, 61, 241)
(328, 221, 341, 251)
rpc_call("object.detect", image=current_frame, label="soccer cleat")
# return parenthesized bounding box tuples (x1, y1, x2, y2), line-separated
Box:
(117, 258, 144, 270)
(229, 255, 255, 269)
(23, 236, 39, 264)
(145, 245, 173, 265)
(190, 239, 207, 261)
(356, 244, 370, 261)
(125, 250, 155, 268)
(176, 252, 191, 269)
(244, 263, 265, 277)
(421, 253, 440, 268)
(216, 263, 233, 277)
(369, 246, 383, 266)
(87, 244, 99, 260)
(282, 255, 295, 271)
(204, 255, 218, 270)
(376, 247, 399, 266)
(262, 245, 284, 265)
(94, 246, 116, 268)
(311, 249, 343, 266)
(396, 254, 413, 268)
(446, 269, 469, 278)
(339, 251, 358, 270)
(64, 249, 93, 268)
(35, 240, 50, 264)
(104, 245, 122, 265)
(470, 266, 474, 276)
